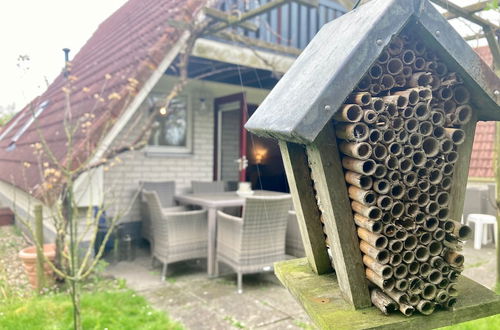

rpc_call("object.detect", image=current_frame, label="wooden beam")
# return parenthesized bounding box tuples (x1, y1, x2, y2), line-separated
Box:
(203, 7, 259, 32)
(464, 32, 485, 41)
(484, 27, 500, 73)
(431, 0, 499, 30)
(448, 112, 478, 223)
(443, 1, 489, 20)
(208, 0, 319, 34)
(279, 141, 333, 275)
(216, 30, 302, 56)
(496, 122, 500, 287)
(306, 124, 371, 309)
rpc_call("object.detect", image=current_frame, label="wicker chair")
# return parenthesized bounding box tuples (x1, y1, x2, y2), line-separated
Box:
(142, 190, 208, 280)
(140, 181, 179, 245)
(191, 181, 225, 194)
(286, 210, 306, 258)
(216, 195, 292, 293)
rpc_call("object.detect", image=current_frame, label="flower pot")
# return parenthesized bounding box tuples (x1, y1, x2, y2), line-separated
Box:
(19, 243, 56, 289)
(0, 208, 14, 226)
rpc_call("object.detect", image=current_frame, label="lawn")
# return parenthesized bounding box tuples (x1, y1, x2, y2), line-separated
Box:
(0, 289, 183, 330)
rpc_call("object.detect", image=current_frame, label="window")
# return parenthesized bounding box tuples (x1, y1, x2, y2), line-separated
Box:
(146, 95, 192, 154)
(4, 100, 49, 151)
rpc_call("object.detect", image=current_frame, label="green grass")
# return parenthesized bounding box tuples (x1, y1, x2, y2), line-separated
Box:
(439, 314, 500, 329)
(0, 289, 183, 330)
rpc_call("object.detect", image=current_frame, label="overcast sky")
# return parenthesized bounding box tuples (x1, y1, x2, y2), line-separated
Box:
(0, 0, 497, 113)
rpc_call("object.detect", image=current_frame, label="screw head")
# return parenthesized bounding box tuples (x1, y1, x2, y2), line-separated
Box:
(436, 30, 441, 36)
(324, 105, 332, 111)
(376, 39, 383, 46)
(494, 90, 500, 96)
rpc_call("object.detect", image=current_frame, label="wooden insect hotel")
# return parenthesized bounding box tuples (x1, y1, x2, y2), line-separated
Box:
(245, 0, 500, 328)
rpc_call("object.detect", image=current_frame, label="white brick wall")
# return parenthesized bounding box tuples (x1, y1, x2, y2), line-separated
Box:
(103, 91, 214, 223)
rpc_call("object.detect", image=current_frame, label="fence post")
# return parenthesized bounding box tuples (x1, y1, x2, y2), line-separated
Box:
(34, 205, 45, 293)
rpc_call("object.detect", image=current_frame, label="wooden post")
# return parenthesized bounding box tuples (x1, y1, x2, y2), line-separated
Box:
(496, 122, 500, 289)
(306, 124, 372, 309)
(279, 141, 333, 275)
(34, 205, 45, 293)
(447, 112, 478, 223)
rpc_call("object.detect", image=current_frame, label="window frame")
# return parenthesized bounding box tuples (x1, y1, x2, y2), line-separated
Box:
(144, 94, 193, 156)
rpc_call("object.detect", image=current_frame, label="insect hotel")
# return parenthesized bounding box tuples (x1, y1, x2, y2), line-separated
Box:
(245, 0, 500, 328)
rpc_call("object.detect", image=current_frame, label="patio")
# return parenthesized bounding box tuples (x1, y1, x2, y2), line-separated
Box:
(105, 241, 497, 329)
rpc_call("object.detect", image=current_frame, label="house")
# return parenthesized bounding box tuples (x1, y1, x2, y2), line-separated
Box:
(0, 0, 353, 241)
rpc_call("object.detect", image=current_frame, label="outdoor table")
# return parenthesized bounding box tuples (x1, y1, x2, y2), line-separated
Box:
(175, 190, 290, 276)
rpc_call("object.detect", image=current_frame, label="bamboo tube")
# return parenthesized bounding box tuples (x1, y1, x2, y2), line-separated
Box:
(368, 129, 382, 144)
(439, 139, 454, 154)
(408, 293, 420, 307)
(400, 49, 416, 65)
(383, 224, 397, 238)
(391, 201, 404, 218)
(402, 145, 413, 157)
(402, 250, 415, 263)
(387, 142, 402, 157)
(419, 262, 432, 277)
(396, 217, 415, 230)
(428, 269, 444, 284)
(412, 151, 427, 168)
(452, 223, 472, 241)
(363, 255, 393, 279)
(357, 227, 388, 248)
(372, 98, 385, 112)
(402, 66, 413, 78)
(395, 229, 408, 241)
(428, 241, 443, 256)
(418, 121, 433, 136)
(370, 288, 398, 315)
(414, 102, 431, 121)
(339, 141, 372, 160)
(357, 75, 371, 91)
(347, 92, 372, 106)
(422, 137, 440, 157)
(453, 85, 470, 104)
(432, 126, 446, 140)
(386, 289, 409, 305)
(415, 245, 430, 262)
(435, 290, 449, 304)
(433, 228, 446, 241)
(377, 50, 390, 64)
(384, 94, 408, 108)
(395, 278, 409, 291)
(381, 213, 392, 224)
(430, 74, 441, 91)
(363, 109, 378, 124)
(405, 203, 419, 217)
(413, 57, 426, 71)
(390, 183, 405, 199)
(369, 84, 382, 95)
(408, 261, 419, 275)
(360, 240, 389, 263)
(402, 106, 415, 119)
(373, 164, 387, 179)
(417, 193, 430, 207)
(444, 250, 464, 267)
(438, 278, 449, 289)
(425, 159, 435, 169)
(417, 87, 432, 100)
(420, 232, 433, 245)
(385, 155, 399, 171)
(455, 105, 472, 125)
(436, 191, 450, 206)
(352, 201, 382, 220)
(439, 220, 455, 233)
(395, 89, 419, 105)
(336, 122, 369, 141)
(442, 164, 454, 176)
(448, 270, 459, 282)
(386, 57, 404, 75)
(373, 179, 390, 194)
(388, 239, 403, 253)
(394, 264, 409, 280)
(403, 173, 418, 186)
(415, 212, 426, 224)
(430, 256, 444, 268)
(404, 118, 419, 133)
(388, 36, 404, 55)
(391, 117, 404, 130)
(382, 129, 396, 144)
(390, 253, 402, 266)
(425, 60, 437, 72)
(372, 143, 388, 160)
(416, 300, 435, 315)
(348, 186, 376, 206)
(334, 104, 364, 122)
(408, 277, 423, 294)
(377, 195, 394, 210)
(380, 74, 395, 90)
(409, 133, 423, 148)
(345, 171, 373, 189)
(404, 235, 418, 250)
(365, 270, 395, 291)
(447, 283, 458, 296)
(342, 157, 376, 175)
(444, 297, 457, 309)
(386, 170, 401, 182)
(425, 202, 439, 216)
(355, 214, 383, 234)
(369, 63, 383, 79)
(399, 303, 415, 317)
(409, 72, 432, 87)
(422, 283, 437, 300)
(437, 87, 453, 100)
(436, 62, 448, 77)
(398, 158, 412, 173)
(442, 99, 457, 114)
(431, 111, 445, 126)
(444, 128, 465, 145)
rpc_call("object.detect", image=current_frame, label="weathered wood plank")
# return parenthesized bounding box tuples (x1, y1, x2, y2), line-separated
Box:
(448, 113, 478, 223)
(275, 258, 500, 330)
(305, 124, 371, 309)
(279, 141, 333, 275)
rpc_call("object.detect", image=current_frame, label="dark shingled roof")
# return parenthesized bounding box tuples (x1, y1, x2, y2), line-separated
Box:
(0, 0, 206, 195)
(245, 0, 500, 143)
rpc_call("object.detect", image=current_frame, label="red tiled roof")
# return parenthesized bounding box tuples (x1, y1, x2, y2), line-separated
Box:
(0, 0, 206, 196)
(469, 121, 496, 179)
(469, 45, 496, 179)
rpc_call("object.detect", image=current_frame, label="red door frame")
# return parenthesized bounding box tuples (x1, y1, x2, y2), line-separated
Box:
(213, 92, 248, 182)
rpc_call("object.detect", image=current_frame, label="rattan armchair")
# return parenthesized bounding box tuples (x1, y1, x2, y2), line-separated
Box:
(142, 190, 208, 280)
(286, 210, 306, 258)
(216, 195, 292, 293)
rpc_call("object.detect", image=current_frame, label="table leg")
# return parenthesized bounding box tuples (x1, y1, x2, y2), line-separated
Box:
(207, 207, 217, 276)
